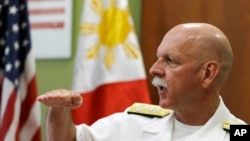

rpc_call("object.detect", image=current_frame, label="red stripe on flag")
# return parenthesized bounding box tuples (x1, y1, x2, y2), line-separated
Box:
(31, 22, 64, 29)
(29, 8, 65, 15)
(15, 76, 39, 140)
(72, 79, 151, 125)
(31, 128, 41, 141)
(0, 89, 17, 141)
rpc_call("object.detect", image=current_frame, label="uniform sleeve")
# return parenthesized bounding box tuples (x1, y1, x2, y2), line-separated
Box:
(76, 113, 124, 141)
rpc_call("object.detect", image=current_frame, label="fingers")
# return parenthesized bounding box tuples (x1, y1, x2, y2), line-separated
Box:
(37, 89, 83, 109)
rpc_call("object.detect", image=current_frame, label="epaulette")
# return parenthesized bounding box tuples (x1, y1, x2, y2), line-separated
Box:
(127, 103, 171, 118)
(222, 121, 241, 132)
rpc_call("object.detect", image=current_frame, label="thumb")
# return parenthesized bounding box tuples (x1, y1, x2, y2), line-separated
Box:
(69, 93, 83, 109)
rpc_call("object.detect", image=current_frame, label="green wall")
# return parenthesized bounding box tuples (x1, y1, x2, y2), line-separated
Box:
(36, 0, 141, 140)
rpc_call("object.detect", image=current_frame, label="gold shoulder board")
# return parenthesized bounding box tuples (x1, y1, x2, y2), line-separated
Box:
(127, 103, 171, 118)
(222, 121, 241, 132)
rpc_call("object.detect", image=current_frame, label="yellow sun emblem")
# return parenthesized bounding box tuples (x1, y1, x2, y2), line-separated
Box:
(80, 0, 139, 69)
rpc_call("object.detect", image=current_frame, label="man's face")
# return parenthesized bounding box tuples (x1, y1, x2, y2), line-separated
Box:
(150, 33, 203, 110)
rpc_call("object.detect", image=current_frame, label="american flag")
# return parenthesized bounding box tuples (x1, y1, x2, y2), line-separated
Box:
(0, 0, 41, 141)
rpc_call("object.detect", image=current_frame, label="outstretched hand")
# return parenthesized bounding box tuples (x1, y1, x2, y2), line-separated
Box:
(37, 89, 83, 109)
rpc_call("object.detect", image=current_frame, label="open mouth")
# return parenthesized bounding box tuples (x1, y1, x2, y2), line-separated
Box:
(159, 86, 166, 90)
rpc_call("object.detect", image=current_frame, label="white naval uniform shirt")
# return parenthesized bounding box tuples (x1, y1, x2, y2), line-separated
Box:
(76, 97, 246, 141)
(172, 118, 202, 141)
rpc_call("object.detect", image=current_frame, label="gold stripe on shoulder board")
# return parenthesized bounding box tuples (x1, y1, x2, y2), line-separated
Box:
(222, 121, 243, 132)
(127, 103, 171, 117)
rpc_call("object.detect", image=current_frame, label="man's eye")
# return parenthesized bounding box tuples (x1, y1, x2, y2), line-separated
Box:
(166, 57, 174, 63)
(166, 56, 179, 67)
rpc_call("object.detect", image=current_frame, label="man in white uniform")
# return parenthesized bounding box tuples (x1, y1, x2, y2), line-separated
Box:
(37, 23, 246, 141)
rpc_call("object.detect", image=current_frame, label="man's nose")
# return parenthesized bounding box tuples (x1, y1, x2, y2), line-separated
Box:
(149, 59, 165, 77)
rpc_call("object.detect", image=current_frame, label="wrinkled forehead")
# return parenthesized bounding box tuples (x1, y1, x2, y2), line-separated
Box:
(157, 25, 210, 59)
(158, 28, 197, 53)
(160, 23, 227, 51)
(158, 23, 233, 65)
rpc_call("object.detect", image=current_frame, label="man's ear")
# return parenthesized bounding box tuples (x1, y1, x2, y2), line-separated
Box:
(201, 61, 220, 88)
